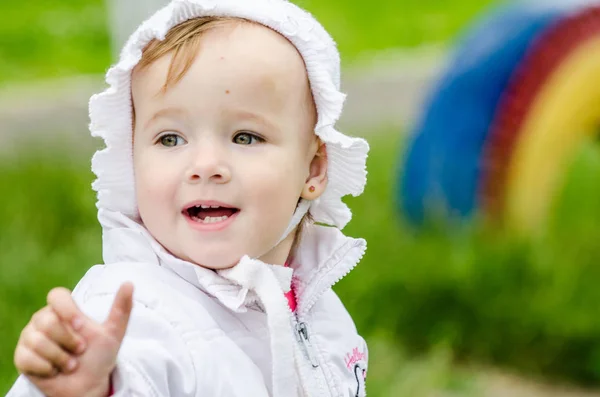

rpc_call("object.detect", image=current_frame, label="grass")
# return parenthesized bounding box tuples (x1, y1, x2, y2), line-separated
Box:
(339, 132, 600, 387)
(0, 144, 101, 392)
(341, 131, 600, 382)
(297, 0, 501, 58)
(0, 0, 501, 86)
(2, 130, 600, 395)
(0, 0, 110, 85)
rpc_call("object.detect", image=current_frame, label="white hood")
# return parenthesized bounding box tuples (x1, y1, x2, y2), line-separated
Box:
(89, 0, 369, 236)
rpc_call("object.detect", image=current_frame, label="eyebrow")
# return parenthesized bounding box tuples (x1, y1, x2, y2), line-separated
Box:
(233, 109, 278, 132)
(142, 107, 278, 132)
(143, 107, 188, 130)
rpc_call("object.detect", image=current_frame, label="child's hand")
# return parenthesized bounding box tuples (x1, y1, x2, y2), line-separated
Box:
(14, 283, 134, 397)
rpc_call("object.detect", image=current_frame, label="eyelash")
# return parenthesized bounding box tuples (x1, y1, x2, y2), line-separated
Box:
(233, 131, 265, 145)
(156, 133, 186, 147)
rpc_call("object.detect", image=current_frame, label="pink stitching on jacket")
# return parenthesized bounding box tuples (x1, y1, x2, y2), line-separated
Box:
(344, 347, 366, 370)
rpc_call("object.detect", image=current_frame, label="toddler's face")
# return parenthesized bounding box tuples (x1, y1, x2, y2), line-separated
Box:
(131, 21, 322, 269)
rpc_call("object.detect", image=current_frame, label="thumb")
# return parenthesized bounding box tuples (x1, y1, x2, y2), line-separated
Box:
(103, 282, 134, 343)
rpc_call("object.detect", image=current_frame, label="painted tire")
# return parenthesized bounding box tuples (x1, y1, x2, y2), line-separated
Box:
(399, 3, 600, 233)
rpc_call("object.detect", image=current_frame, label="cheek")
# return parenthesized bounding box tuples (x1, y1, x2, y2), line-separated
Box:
(240, 156, 305, 212)
(133, 153, 177, 216)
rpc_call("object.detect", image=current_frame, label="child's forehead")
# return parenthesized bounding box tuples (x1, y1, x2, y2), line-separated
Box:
(135, 19, 310, 95)
(134, 21, 311, 100)
(202, 23, 306, 72)
(220, 23, 308, 69)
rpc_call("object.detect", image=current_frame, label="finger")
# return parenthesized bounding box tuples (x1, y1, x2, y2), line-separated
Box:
(22, 329, 78, 373)
(46, 287, 87, 332)
(14, 345, 57, 378)
(103, 282, 134, 343)
(32, 306, 86, 354)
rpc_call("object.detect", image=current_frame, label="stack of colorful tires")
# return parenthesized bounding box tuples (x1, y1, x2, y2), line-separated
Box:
(399, 1, 600, 234)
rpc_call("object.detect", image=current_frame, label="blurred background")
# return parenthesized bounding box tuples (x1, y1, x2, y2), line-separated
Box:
(3, 0, 600, 396)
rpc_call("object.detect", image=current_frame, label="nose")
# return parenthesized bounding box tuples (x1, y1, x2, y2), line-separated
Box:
(185, 143, 232, 185)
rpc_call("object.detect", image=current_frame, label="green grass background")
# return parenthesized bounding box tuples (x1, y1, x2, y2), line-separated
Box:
(0, 0, 499, 85)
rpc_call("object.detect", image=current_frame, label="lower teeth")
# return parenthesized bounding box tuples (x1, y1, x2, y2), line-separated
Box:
(193, 215, 229, 224)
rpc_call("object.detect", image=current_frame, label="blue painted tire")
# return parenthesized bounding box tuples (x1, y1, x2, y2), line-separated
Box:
(399, 4, 563, 225)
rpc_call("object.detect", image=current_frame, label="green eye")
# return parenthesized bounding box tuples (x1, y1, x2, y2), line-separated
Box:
(159, 134, 185, 147)
(233, 132, 263, 145)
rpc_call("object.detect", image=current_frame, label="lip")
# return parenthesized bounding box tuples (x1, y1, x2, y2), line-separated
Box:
(182, 200, 240, 232)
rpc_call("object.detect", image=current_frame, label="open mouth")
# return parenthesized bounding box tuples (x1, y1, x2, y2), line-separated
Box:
(183, 204, 240, 224)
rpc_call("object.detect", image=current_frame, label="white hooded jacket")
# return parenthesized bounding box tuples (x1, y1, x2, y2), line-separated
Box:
(8, 215, 369, 397)
(8, 0, 370, 395)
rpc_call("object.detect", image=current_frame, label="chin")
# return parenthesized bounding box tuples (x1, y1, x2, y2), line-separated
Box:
(187, 252, 242, 270)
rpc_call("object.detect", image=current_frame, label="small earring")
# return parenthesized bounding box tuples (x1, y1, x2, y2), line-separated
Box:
(309, 186, 316, 193)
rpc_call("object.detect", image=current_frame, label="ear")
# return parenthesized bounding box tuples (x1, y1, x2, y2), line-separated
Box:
(301, 142, 328, 200)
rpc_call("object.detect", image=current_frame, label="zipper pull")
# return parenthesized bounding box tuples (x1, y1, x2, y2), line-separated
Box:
(296, 322, 320, 368)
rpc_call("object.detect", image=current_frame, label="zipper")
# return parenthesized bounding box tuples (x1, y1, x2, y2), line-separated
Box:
(292, 238, 366, 396)
(292, 317, 329, 396)
(296, 321, 319, 368)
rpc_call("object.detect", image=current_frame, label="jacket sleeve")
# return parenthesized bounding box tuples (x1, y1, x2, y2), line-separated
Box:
(86, 294, 198, 397)
(83, 294, 272, 397)
(5, 376, 45, 397)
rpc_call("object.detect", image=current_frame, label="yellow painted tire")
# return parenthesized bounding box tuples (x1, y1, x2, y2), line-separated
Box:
(482, 7, 600, 234)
